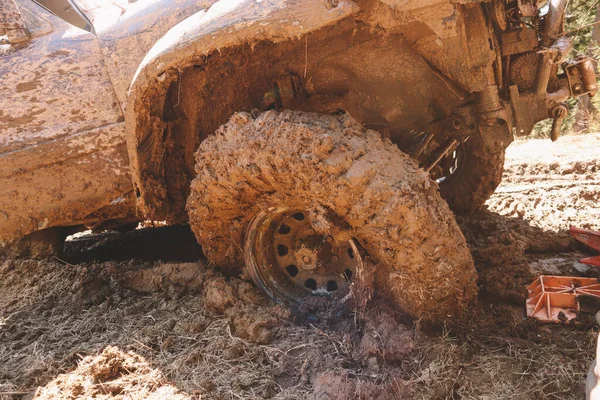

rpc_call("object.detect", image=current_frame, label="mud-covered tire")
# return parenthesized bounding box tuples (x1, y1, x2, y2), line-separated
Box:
(439, 135, 505, 214)
(187, 111, 477, 320)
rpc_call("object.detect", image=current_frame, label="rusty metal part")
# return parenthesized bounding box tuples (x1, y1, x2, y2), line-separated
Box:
(421, 139, 459, 173)
(536, 37, 572, 96)
(244, 207, 360, 302)
(527, 275, 600, 323)
(507, 11, 584, 139)
(478, 85, 505, 124)
(510, 53, 540, 90)
(540, 0, 566, 47)
(501, 25, 539, 56)
(529, 0, 568, 114)
(564, 56, 598, 98)
(423, 107, 479, 144)
(570, 227, 600, 267)
(295, 245, 319, 271)
(503, 1, 523, 31)
(406, 124, 467, 182)
(434, 141, 464, 183)
(475, 85, 513, 152)
(491, 0, 508, 31)
(549, 103, 568, 141)
(410, 132, 434, 160)
(517, 0, 538, 18)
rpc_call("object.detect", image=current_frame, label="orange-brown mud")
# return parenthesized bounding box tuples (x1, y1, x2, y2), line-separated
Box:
(187, 111, 476, 321)
(2, 134, 600, 399)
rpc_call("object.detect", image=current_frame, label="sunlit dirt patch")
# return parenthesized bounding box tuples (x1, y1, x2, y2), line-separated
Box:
(33, 346, 187, 400)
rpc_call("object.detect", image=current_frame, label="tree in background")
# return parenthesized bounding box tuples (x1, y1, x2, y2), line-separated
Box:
(530, 0, 599, 137)
(568, 0, 600, 133)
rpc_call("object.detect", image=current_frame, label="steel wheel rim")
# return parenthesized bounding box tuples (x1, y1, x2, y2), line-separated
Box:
(244, 206, 361, 302)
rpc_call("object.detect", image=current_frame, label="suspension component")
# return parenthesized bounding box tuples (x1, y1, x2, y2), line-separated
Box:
(564, 56, 598, 98)
(410, 132, 434, 160)
(420, 139, 459, 173)
(549, 103, 568, 142)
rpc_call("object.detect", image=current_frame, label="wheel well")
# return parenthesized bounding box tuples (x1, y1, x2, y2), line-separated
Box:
(132, 7, 492, 222)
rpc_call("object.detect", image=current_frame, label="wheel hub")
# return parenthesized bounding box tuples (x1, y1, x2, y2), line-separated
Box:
(245, 207, 360, 301)
(295, 246, 318, 271)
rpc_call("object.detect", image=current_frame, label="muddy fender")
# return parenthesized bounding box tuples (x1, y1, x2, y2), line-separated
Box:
(125, 0, 358, 219)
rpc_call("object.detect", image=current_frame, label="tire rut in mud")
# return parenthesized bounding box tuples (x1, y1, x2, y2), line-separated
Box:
(187, 110, 477, 320)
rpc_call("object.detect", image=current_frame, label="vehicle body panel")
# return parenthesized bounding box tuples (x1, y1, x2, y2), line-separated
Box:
(0, 124, 133, 241)
(0, 1, 131, 243)
(1, 2, 122, 152)
(77, 0, 211, 104)
(0, 0, 214, 243)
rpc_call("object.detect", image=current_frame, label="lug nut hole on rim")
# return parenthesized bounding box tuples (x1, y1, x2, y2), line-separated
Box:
(277, 244, 288, 256)
(286, 264, 299, 277)
(347, 247, 355, 259)
(248, 208, 361, 299)
(305, 278, 317, 290)
(292, 212, 305, 221)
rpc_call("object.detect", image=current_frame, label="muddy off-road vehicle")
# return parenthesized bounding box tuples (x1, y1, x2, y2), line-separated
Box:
(1, 0, 597, 320)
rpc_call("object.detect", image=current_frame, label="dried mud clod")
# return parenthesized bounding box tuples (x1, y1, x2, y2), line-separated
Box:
(33, 346, 188, 400)
(456, 209, 576, 305)
(187, 110, 477, 321)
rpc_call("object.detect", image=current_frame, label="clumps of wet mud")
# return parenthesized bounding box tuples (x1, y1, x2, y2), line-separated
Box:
(1, 222, 597, 400)
(456, 210, 576, 304)
(0, 255, 418, 399)
(3, 133, 600, 399)
(200, 275, 280, 344)
(271, 303, 417, 399)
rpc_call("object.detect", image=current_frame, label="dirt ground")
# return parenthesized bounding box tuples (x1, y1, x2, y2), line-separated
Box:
(2, 133, 600, 399)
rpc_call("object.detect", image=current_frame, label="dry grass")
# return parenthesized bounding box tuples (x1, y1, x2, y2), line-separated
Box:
(0, 258, 393, 399)
(404, 323, 597, 400)
(0, 222, 598, 400)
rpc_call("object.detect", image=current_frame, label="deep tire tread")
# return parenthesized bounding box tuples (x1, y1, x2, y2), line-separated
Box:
(187, 111, 477, 320)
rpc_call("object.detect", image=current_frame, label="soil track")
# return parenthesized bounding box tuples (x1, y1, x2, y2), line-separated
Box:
(488, 133, 600, 232)
(2, 134, 600, 399)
